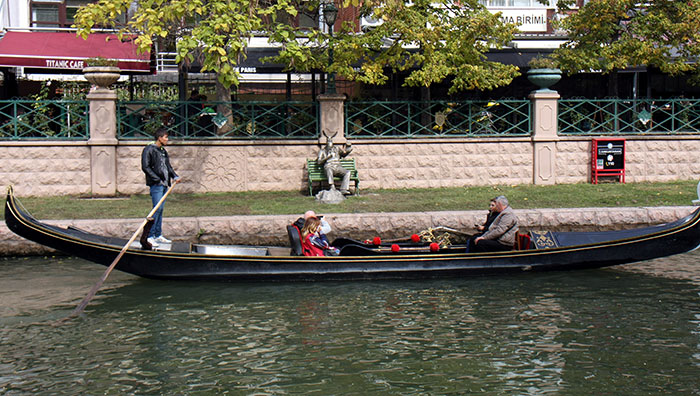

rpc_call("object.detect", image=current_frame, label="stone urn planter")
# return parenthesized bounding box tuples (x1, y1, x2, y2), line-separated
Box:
(82, 66, 121, 89)
(527, 68, 562, 91)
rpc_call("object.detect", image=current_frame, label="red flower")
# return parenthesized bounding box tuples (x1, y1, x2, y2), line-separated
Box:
(410, 234, 420, 243)
(429, 243, 440, 252)
(373, 237, 382, 245)
(363, 240, 371, 244)
(391, 244, 400, 252)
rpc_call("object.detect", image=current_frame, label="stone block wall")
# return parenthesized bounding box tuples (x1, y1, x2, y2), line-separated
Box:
(355, 139, 534, 189)
(113, 139, 535, 195)
(555, 140, 590, 184)
(625, 138, 700, 182)
(556, 136, 700, 184)
(115, 142, 320, 195)
(1, 136, 700, 196)
(0, 143, 92, 197)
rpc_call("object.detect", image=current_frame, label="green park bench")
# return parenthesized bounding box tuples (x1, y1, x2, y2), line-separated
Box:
(307, 158, 360, 196)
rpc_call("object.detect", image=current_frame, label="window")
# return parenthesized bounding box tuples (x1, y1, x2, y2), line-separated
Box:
(31, 4, 60, 27)
(269, 1, 319, 30)
(298, 9, 318, 29)
(30, 0, 101, 28)
(66, 0, 93, 25)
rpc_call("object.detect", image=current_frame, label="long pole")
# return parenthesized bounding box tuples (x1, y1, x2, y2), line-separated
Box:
(66, 181, 179, 319)
(327, 24, 336, 94)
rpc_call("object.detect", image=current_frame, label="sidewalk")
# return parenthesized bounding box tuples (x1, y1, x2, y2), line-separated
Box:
(1, 206, 695, 256)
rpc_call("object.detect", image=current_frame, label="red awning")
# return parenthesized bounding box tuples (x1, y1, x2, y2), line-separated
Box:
(0, 31, 152, 73)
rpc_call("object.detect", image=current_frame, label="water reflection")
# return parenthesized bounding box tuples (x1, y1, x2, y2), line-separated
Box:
(0, 255, 699, 394)
(0, 256, 135, 321)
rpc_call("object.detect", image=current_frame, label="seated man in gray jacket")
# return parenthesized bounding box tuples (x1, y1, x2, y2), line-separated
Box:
(469, 195, 518, 252)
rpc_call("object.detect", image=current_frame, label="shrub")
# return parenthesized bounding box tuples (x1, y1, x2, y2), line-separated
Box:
(528, 55, 559, 69)
(86, 56, 118, 67)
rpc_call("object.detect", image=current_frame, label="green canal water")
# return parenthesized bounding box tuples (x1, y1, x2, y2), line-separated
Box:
(1, 253, 699, 395)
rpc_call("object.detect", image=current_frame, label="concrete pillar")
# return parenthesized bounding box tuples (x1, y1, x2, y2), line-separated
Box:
(317, 93, 346, 144)
(87, 88, 118, 196)
(530, 90, 560, 185)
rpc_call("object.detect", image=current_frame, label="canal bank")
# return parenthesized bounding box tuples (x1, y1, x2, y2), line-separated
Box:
(1, 206, 695, 256)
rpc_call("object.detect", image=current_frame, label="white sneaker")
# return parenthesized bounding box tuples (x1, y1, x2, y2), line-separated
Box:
(146, 237, 160, 247)
(155, 235, 172, 244)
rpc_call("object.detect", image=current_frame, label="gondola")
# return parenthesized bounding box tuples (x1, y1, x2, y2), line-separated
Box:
(5, 186, 700, 281)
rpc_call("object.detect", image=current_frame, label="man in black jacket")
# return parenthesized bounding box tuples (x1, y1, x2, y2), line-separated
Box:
(141, 128, 180, 247)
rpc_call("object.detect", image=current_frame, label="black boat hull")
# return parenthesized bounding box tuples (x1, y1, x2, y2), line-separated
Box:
(6, 187, 700, 281)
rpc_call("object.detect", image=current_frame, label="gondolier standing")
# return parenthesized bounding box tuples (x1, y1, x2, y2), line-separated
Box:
(142, 128, 180, 247)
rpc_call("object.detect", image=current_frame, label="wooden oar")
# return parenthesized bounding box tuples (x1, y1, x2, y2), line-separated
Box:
(65, 181, 180, 320)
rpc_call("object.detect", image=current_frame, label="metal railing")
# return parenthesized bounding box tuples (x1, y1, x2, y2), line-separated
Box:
(7, 97, 700, 141)
(346, 100, 531, 138)
(559, 98, 700, 135)
(117, 101, 319, 139)
(0, 100, 89, 140)
(156, 52, 178, 73)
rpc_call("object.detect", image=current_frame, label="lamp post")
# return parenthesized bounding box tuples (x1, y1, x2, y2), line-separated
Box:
(323, 2, 338, 94)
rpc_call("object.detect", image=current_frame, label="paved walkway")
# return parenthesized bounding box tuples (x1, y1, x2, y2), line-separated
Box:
(2, 206, 696, 256)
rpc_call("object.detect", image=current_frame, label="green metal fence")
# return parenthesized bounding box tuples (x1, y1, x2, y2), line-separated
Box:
(346, 100, 531, 138)
(559, 98, 700, 135)
(0, 100, 89, 140)
(117, 101, 319, 139)
(8, 97, 700, 141)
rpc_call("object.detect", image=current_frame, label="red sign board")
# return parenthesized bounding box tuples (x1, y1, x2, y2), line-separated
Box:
(591, 138, 625, 184)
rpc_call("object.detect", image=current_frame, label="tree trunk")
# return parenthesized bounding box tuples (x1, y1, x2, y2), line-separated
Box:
(215, 77, 233, 135)
(178, 63, 188, 136)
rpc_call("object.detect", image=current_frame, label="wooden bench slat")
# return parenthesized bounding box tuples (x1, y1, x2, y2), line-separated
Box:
(307, 158, 359, 196)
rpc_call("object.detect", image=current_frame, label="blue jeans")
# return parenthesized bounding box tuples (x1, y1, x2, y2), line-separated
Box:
(149, 184, 167, 238)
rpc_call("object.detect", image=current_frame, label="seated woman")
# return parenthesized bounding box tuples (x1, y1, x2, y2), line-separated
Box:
(466, 197, 499, 252)
(301, 217, 340, 256)
(475, 198, 499, 235)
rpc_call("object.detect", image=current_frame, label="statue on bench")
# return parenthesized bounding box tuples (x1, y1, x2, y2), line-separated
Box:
(317, 131, 353, 195)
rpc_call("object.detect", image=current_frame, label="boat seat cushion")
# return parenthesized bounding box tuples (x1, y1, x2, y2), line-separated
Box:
(287, 225, 303, 256)
(514, 233, 532, 250)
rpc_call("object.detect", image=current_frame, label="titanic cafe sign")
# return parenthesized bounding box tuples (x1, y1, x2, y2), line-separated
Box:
(45, 59, 86, 69)
(493, 9, 548, 33)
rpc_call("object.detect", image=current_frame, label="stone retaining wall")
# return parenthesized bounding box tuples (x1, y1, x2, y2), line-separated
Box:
(0, 143, 92, 196)
(3, 135, 700, 198)
(556, 138, 700, 184)
(1, 206, 694, 256)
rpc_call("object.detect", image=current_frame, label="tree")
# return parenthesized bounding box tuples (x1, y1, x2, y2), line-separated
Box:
(75, 0, 299, 87)
(270, 0, 521, 94)
(75, 0, 300, 132)
(75, 0, 521, 96)
(553, 0, 700, 84)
